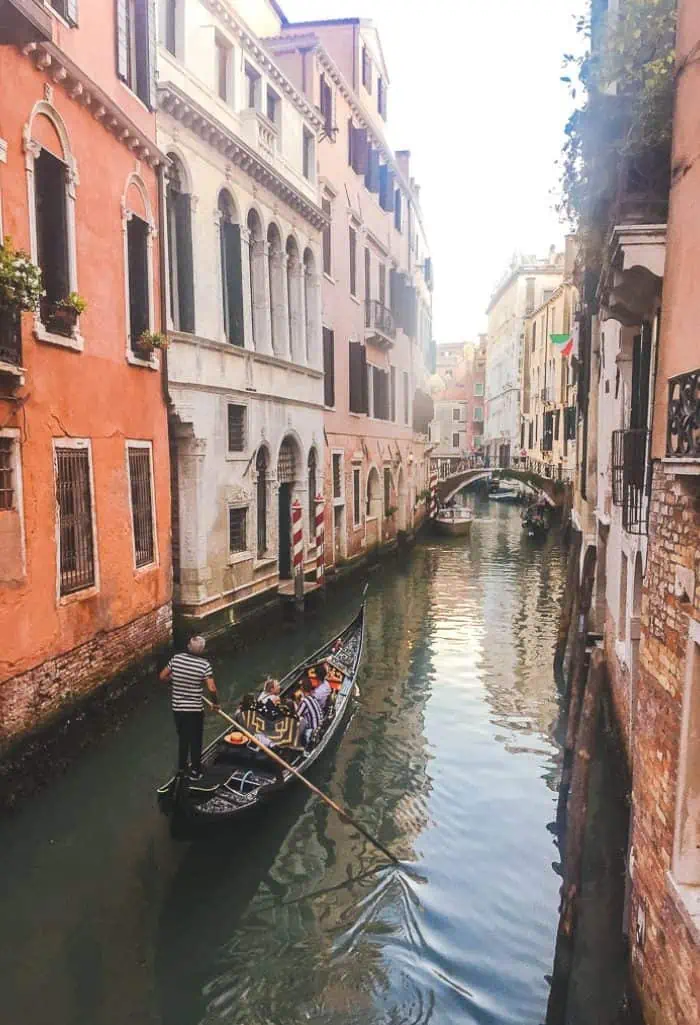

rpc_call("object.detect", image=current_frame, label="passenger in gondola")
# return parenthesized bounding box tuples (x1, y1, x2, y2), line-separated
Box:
(298, 677, 323, 747)
(257, 677, 281, 712)
(307, 663, 332, 713)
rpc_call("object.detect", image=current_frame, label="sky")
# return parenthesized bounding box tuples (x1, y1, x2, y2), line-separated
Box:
(283, 0, 585, 343)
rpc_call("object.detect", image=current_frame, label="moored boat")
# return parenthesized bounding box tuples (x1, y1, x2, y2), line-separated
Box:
(157, 594, 367, 835)
(433, 508, 473, 537)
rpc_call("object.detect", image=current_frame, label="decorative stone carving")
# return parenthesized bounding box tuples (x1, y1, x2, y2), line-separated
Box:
(225, 485, 250, 504)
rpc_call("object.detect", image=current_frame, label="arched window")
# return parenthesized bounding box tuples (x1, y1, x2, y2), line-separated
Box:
(166, 154, 194, 333)
(246, 209, 263, 348)
(218, 191, 243, 346)
(308, 448, 317, 537)
(256, 446, 268, 557)
(123, 174, 156, 359)
(286, 236, 300, 361)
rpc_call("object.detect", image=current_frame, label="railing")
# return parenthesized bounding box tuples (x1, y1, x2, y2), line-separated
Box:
(365, 299, 396, 340)
(0, 308, 22, 366)
(667, 368, 700, 458)
(612, 428, 650, 535)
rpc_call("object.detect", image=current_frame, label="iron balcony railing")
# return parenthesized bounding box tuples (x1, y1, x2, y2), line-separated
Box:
(612, 428, 651, 535)
(0, 308, 22, 367)
(365, 299, 396, 340)
(667, 368, 700, 459)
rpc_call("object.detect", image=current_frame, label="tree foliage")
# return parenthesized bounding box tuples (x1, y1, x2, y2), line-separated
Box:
(559, 0, 677, 237)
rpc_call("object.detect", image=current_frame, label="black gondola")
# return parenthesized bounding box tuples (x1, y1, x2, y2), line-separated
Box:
(156, 594, 367, 834)
(522, 503, 550, 538)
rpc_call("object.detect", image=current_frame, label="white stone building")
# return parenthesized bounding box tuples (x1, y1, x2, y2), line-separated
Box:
(157, 0, 327, 633)
(484, 250, 564, 466)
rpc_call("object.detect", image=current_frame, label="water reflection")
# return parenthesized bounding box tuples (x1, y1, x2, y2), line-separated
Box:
(0, 500, 565, 1025)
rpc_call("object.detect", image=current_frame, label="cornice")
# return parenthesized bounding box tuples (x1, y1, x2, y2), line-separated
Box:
(266, 32, 426, 235)
(201, 0, 323, 132)
(158, 82, 328, 231)
(20, 41, 166, 167)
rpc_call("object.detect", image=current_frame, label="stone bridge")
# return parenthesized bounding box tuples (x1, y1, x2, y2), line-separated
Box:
(433, 463, 572, 508)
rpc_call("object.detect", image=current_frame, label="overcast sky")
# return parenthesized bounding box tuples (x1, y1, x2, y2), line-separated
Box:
(283, 0, 584, 343)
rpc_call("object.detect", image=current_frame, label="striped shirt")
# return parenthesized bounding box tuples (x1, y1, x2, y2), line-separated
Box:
(299, 693, 323, 735)
(168, 652, 214, 711)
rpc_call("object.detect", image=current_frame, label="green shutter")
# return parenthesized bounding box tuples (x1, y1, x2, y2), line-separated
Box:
(175, 193, 195, 333)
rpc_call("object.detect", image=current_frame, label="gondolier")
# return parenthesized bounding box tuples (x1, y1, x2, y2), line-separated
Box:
(159, 636, 219, 780)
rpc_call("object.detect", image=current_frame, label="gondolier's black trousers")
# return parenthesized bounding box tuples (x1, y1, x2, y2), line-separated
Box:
(173, 711, 204, 773)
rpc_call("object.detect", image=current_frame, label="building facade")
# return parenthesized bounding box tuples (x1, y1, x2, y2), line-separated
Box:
(485, 250, 563, 467)
(266, 17, 433, 564)
(429, 340, 486, 459)
(157, 0, 327, 634)
(0, 1, 172, 751)
(521, 243, 578, 481)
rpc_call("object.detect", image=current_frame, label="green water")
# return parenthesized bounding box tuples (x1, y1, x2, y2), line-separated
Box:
(0, 499, 567, 1024)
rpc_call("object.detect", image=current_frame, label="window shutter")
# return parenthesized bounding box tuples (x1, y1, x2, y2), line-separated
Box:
(379, 165, 394, 212)
(365, 147, 380, 193)
(323, 328, 335, 407)
(66, 0, 79, 25)
(347, 119, 354, 167)
(175, 193, 195, 333)
(116, 0, 129, 81)
(352, 127, 368, 175)
(224, 222, 244, 346)
(148, 0, 158, 109)
(349, 340, 360, 412)
(360, 345, 368, 414)
(389, 268, 398, 316)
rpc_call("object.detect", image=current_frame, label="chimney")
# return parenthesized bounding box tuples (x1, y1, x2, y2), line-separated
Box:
(395, 149, 410, 180)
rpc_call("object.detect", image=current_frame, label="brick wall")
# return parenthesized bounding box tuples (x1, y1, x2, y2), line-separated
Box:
(629, 463, 700, 1025)
(0, 601, 172, 754)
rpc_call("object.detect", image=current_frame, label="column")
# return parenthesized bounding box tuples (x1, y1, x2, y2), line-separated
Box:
(288, 260, 305, 365)
(252, 238, 273, 355)
(271, 248, 291, 360)
(305, 267, 323, 370)
(175, 433, 212, 604)
(240, 226, 254, 351)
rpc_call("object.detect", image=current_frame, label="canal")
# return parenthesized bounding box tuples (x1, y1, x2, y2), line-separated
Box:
(0, 499, 568, 1025)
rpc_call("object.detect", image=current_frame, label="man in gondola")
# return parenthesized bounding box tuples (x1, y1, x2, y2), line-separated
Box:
(159, 635, 219, 780)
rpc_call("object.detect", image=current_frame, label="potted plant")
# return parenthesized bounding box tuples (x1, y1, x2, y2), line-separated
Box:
(48, 292, 87, 335)
(134, 330, 167, 358)
(0, 237, 43, 356)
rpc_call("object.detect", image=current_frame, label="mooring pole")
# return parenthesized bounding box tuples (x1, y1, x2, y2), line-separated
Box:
(292, 498, 304, 614)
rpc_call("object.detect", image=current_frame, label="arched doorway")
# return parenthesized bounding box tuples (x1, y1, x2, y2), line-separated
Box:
(277, 437, 297, 578)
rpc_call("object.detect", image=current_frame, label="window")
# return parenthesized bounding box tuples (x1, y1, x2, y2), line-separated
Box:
(362, 46, 372, 92)
(332, 453, 342, 499)
(266, 87, 279, 125)
(127, 214, 150, 351)
(365, 247, 371, 300)
(323, 327, 335, 407)
(256, 448, 268, 556)
(452, 433, 460, 448)
(302, 129, 314, 181)
(55, 445, 95, 595)
(453, 407, 461, 422)
(349, 226, 357, 296)
(229, 507, 247, 554)
(372, 367, 390, 420)
(532, 321, 537, 352)
(353, 468, 361, 525)
(379, 263, 386, 307)
(394, 190, 402, 232)
(403, 371, 409, 425)
(245, 63, 260, 109)
(542, 289, 554, 304)
(219, 191, 244, 346)
(308, 449, 317, 536)
(227, 404, 246, 452)
(528, 420, 534, 448)
(166, 155, 194, 333)
(349, 340, 368, 413)
(0, 438, 13, 510)
(49, 0, 79, 23)
(128, 445, 155, 568)
(216, 35, 232, 103)
(117, 0, 153, 106)
(164, 0, 178, 55)
(473, 406, 483, 421)
(383, 467, 391, 515)
(378, 76, 387, 119)
(525, 277, 535, 315)
(379, 164, 394, 213)
(35, 148, 70, 334)
(390, 366, 396, 422)
(474, 382, 484, 396)
(319, 74, 333, 136)
(322, 196, 332, 275)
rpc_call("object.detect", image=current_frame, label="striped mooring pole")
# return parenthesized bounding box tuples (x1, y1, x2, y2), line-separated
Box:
(429, 471, 438, 518)
(292, 498, 304, 610)
(315, 493, 325, 586)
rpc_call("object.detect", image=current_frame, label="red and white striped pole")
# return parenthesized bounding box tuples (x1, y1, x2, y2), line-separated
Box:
(315, 493, 325, 586)
(429, 471, 438, 518)
(291, 498, 304, 611)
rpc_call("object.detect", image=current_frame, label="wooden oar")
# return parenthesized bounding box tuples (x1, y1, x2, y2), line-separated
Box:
(203, 697, 399, 865)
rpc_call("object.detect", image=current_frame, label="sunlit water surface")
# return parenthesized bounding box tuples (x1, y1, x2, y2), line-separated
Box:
(0, 499, 566, 1025)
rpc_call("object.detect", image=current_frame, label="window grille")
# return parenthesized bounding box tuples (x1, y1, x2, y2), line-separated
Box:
(229, 507, 247, 553)
(227, 405, 246, 452)
(56, 447, 95, 595)
(277, 439, 296, 484)
(332, 454, 342, 498)
(0, 439, 13, 510)
(256, 448, 268, 556)
(128, 447, 155, 567)
(384, 467, 392, 515)
(353, 468, 361, 525)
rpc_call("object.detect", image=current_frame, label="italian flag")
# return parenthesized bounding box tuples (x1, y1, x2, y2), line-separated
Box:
(550, 333, 573, 358)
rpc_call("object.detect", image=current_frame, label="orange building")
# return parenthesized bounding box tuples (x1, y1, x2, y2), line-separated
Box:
(0, 2, 171, 754)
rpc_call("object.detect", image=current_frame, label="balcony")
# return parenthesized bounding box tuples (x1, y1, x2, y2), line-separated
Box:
(240, 108, 279, 163)
(0, 0, 52, 45)
(612, 429, 650, 535)
(667, 368, 700, 460)
(365, 299, 396, 348)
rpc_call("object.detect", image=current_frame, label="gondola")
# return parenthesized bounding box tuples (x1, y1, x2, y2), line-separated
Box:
(522, 504, 550, 538)
(156, 593, 367, 835)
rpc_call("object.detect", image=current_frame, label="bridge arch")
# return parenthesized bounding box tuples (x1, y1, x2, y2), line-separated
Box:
(436, 467, 565, 507)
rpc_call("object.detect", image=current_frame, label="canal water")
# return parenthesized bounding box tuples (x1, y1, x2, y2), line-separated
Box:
(0, 499, 567, 1025)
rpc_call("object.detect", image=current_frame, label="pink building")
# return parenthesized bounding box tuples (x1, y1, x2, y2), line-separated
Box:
(429, 340, 486, 458)
(266, 18, 433, 563)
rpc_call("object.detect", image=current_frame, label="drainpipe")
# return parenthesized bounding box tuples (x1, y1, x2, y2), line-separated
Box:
(156, 161, 171, 409)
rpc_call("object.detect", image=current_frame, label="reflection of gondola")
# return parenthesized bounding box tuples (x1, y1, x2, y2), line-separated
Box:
(522, 504, 550, 538)
(157, 596, 366, 834)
